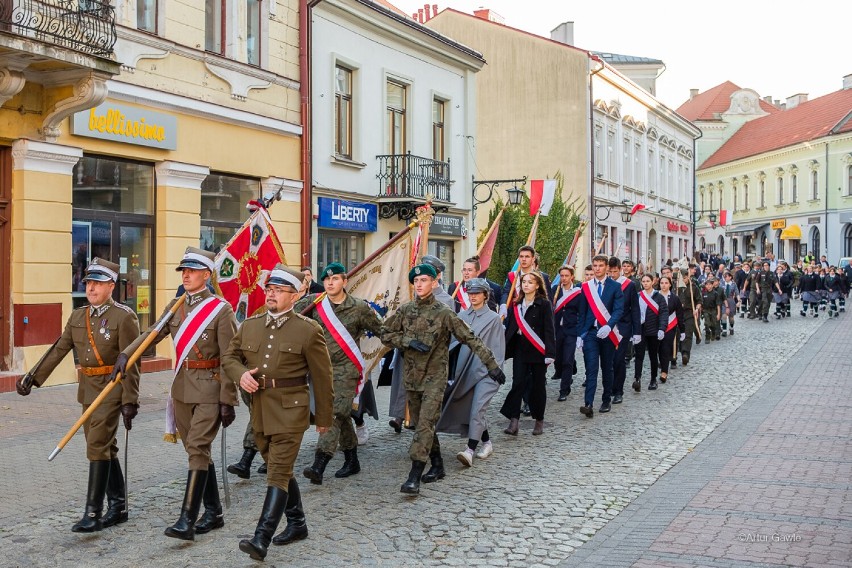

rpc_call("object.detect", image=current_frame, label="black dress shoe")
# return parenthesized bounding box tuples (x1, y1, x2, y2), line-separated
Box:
(612, 395, 623, 404)
(557, 394, 567, 402)
(521, 403, 531, 416)
(599, 402, 612, 413)
(579, 405, 594, 418)
(388, 418, 402, 433)
(632, 379, 641, 392)
(648, 380, 658, 390)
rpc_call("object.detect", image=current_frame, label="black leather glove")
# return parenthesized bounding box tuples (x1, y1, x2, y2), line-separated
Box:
(408, 340, 430, 353)
(120, 403, 139, 430)
(219, 404, 236, 428)
(488, 367, 506, 385)
(16, 374, 34, 396)
(110, 353, 130, 382)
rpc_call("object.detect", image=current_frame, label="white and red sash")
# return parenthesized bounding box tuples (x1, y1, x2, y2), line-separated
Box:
(617, 275, 631, 292)
(513, 303, 545, 355)
(454, 282, 470, 310)
(639, 290, 660, 314)
(174, 296, 227, 375)
(666, 312, 678, 332)
(581, 280, 622, 347)
(554, 286, 581, 313)
(315, 296, 368, 400)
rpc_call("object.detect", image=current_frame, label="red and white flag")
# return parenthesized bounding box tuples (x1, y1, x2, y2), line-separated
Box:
(475, 208, 504, 276)
(718, 210, 731, 226)
(529, 179, 557, 216)
(630, 203, 647, 216)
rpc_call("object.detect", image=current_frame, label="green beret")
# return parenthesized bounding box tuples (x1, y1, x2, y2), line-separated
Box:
(321, 262, 346, 280)
(408, 263, 437, 283)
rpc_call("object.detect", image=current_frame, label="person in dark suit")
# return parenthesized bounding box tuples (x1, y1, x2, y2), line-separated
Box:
(447, 255, 500, 313)
(500, 246, 551, 316)
(551, 266, 582, 401)
(500, 271, 556, 435)
(658, 275, 685, 384)
(633, 274, 669, 392)
(608, 258, 641, 405)
(301, 267, 326, 296)
(575, 255, 624, 417)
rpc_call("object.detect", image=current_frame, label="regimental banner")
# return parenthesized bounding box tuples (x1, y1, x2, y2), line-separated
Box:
(347, 236, 412, 373)
(215, 208, 287, 324)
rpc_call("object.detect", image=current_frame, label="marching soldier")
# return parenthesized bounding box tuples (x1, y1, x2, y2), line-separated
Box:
(757, 261, 782, 322)
(381, 263, 505, 496)
(296, 262, 383, 485)
(112, 247, 238, 541)
(745, 263, 762, 319)
(677, 264, 702, 364)
(223, 265, 333, 561)
(700, 277, 722, 341)
(16, 258, 140, 532)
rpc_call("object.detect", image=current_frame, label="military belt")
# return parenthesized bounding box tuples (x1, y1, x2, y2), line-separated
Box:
(79, 365, 114, 377)
(182, 358, 220, 370)
(256, 377, 308, 389)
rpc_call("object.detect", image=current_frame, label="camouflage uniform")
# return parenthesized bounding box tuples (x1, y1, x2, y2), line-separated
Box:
(381, 293, 500, 463)
(757, 270, 778, 318)
(677, 273, 702, 356)
(700, 287, 721, 340)
(746, 268, 762, 318)
(294, 293, 383, 455)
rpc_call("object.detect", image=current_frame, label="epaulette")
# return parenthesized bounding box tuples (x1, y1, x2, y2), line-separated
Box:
(295, 312, 313, 323)
(245, 312, 266, 322)
(112, 302, 135, 314)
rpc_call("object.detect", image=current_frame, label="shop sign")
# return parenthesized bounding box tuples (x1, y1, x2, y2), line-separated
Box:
(318, 197, 377, 232)
(771, 219, 786, 230)
(680, 223, 689, 232)
(430, 214, 466, 237)
(807, 216, 821, 225)
(71, 102, 177, 150)
(666, 221, 681, 232)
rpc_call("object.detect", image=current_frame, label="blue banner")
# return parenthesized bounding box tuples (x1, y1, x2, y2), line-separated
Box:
(318, 197, 377, 232)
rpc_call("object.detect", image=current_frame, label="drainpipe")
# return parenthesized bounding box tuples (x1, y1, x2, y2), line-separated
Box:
(824, 141, 829, 259)
(691, 129, 702, 261)
(588, 54, 605, 261)
(299, 0, 320, 266)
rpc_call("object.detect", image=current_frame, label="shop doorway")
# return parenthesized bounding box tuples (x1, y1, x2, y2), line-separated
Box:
(0, 148, 10, 370)
(647, 229, 657, 273)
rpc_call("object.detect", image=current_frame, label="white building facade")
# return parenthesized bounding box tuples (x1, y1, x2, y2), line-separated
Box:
(309, 0, 483, 277)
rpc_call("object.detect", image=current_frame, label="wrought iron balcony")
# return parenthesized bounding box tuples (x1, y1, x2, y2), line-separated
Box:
(377, 152, 451, 203)
(0, 0, 117, 56)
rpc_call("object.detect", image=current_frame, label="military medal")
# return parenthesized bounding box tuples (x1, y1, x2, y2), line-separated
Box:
(201, 332, 209, 341)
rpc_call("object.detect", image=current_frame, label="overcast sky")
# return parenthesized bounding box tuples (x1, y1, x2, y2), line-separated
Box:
(395, 0, 850, 110)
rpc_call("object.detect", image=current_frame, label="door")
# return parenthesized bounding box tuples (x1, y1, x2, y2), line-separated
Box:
(647, 229, 657, 273)
(0, 148, 10, 370)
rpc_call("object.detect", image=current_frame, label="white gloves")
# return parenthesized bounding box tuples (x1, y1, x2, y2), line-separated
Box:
(679, 332, 686, 341)
(631, 335, 642, 345)
(499, 304, 507, 318)
(576, 337, 584, 350)
(544, 357, 554, 366)
(657, 330, 664, 341)
(596, 324, 611, 339)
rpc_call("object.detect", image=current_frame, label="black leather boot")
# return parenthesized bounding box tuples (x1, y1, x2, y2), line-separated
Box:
(421, 451, 445, 483)
(71, 460, 110, 532)
(272, 477, 308, 545)
(195, 464, 224, 534)
(239, 485, 288, 561)
(334, 448, 361, 478)
(101, 458, 127, 528)
(302, 451, 333, 485)
(400, 460, 427, 495)
(227, 448, 256, 479)
(164, 469, 207, 541)
(257, 462, 267, 474)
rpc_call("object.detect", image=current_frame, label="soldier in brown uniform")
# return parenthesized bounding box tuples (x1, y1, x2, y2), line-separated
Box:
(112, 247, 238, 541)
(16, 258, 140, 532)
(223, 265, 334, 561)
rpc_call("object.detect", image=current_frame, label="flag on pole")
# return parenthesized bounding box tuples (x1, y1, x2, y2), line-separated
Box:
(475, 207, 505, 276)
(630, 203, 647, 216)
(718, 210, 731, 226)
(507, 213, 541, 286)
(529, 179, 557, 216)
(215, 207, 286, 324)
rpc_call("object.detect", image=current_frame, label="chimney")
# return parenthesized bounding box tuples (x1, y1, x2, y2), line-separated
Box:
(417, 8, 423, 22)
(844, 74, 852, 90)
(412, 12, 418, 21)
(433, 4, 438, 17)
(689, 88, 699, 100)
(550, 21, 574, 45)
(785, 93, 808, 110)
(423, 4, 430, 21)
(762, 95, 773, 103)
(472, 8, 504, 24)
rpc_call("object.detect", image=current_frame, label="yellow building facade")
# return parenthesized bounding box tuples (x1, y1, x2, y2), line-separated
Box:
(0, 1, 303, 386)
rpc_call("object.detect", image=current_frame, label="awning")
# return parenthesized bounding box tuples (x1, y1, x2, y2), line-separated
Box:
(725, 222, 768, 236)
(780, 224, 802, 240)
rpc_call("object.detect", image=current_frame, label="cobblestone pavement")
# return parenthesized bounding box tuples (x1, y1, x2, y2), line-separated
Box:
(0, 310, 834, 567)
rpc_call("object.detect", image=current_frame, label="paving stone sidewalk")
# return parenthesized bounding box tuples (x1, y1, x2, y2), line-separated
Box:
(0, 311, 834, 567)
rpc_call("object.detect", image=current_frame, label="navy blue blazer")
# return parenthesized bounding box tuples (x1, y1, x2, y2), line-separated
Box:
(617, 279, 642, 337)
(553, 285, 582, 338)
(575, 278, 624, 340)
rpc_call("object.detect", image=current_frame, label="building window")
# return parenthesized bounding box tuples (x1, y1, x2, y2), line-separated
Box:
(791, 174, 798, 203)
(743, 183, 749, 209)
(623, 138, 631, 186)
(847, 165, 852, 196)
(733, 185, 738, 212)
(668, 159, 674, 197)
(334, 66, 353, 158)
(811, 170, 819, 200)
(318, 231, 365, 273)
(387, 80, 406, 155)
(607, 129, 616, 179)
(247, 0, 262, 66)
(625, 229, 634, 260)
(777, 177, 784, 205)
(647, 147, 654, 192)
(205, 0, 225, 54)
(593, 124, 602, 177)
(635, 143, 641, 188)
(759, 180, 765, 208)
(845, 224, 852, 256)
(137, 0, 157, 34)
(432, 99, 445, 162)
(200, 174, 260, 253)
(709, 187, 715, 210)
(811, 226, 821, 256)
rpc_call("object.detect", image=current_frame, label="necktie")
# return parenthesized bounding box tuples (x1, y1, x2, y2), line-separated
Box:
(597, 281, 602, 297)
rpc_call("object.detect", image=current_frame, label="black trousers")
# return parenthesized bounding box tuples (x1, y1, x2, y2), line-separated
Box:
(634, 335, 661, 381)
(500, 359, 548, 421)
(659, 330, 676, 375)
(612, 323, 631, 396)
(554, 331, 577, 397)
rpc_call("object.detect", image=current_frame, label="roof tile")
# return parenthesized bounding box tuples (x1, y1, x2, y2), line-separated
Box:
(676, 81, 778, 122)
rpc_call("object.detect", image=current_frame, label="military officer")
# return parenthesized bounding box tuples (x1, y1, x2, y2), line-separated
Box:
(296, 262, 383, 485)
(112, 247, 238, 541)
(677, 264, 702, 364)
(381, 263, 505, 496)
(700, 277, 721, 341)
(757, 261, 782, 322)
(223, 265, 334, 561)
(17, 258, 140, 533)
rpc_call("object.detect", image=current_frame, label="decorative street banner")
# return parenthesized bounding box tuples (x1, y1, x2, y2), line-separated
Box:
(347, 236, 411, 372)
(317, 197, 377, 232)
(215, 208, 287, 323)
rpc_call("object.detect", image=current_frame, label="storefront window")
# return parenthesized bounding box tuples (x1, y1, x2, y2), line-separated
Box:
(317, 231, 365, 273)
(72, 156, 154, 214)
(200, 173, 259, 253)
(428, 239, 455, 284)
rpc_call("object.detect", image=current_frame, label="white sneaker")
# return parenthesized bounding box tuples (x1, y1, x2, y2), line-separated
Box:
(356, 424, 369, 446)
(456, 448, 474, 467)
(474, 440, 493, 459)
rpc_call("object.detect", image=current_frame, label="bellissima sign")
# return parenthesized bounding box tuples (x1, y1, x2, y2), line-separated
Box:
(71, 102, 178, 150)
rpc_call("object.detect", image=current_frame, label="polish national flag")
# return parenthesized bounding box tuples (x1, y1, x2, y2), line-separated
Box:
(630, 203, 647, 216)
(718, 210, 731, 226)
(529, 179, 557, 216)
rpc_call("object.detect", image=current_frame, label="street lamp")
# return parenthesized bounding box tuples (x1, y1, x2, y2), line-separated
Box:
(506, 185, 525, 206)
(471, 176, 528, 231)
(594, 202, 633, 224)
(693, 210, 717, 224)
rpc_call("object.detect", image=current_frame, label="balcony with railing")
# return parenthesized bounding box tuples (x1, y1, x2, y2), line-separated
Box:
(377, 152, 451, 203)
(0, 0, 117, 56)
